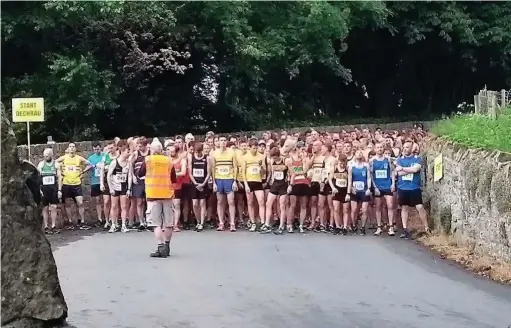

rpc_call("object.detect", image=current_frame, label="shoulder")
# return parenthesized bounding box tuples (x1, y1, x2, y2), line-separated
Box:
(37, 161, 44, 170)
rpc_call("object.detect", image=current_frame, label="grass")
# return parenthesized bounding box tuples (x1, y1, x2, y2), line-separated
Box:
(417, 233, 511, 285)
(430, 108, 511, 152)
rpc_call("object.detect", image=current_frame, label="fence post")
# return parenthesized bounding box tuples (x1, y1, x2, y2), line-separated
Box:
(474, 95, 479, 114)
(501, 89, 507, 110)
(490, 92, 497, 120)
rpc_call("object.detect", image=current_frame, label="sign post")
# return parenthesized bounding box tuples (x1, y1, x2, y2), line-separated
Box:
(11, 97, 45, 158)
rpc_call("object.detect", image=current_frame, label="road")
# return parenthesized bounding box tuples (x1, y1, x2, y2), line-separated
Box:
(49, 229, 511, 328)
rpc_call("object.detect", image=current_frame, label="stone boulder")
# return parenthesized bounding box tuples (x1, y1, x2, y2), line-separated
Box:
(1, 103, 68, 327)
(424, 137, 511, 262)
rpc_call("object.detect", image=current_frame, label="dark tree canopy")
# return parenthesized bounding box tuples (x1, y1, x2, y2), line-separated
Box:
(2, 1, 510, 143)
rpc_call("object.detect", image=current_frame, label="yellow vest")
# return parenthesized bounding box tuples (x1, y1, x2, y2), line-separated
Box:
(235, 149, 245, 181)
(62, 155, 82, 186)
(145, 155, 174, 199)
(244, 152, 263, 182)
(214, 149, 235, 180)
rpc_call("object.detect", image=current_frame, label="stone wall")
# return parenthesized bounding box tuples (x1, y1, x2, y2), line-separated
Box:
(424, 138, 511, 262)
(17, 120, 435, 222)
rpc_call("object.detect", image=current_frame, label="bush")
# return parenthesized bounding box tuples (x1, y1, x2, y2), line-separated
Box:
(431, 109, 511, 152)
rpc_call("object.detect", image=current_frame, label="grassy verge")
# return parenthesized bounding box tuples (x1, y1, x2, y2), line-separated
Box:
(430, 108, 511, 152)
(416, 233, 511, 284)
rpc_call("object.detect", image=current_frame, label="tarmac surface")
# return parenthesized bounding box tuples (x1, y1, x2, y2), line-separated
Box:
(49, 229, 511, 328)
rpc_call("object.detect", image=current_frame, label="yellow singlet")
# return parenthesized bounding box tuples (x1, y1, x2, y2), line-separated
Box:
(214, 149, 235, 180)
(235, 149, 245, 181)
(244, 152, 263, 182)
(62, 155, 82, 186)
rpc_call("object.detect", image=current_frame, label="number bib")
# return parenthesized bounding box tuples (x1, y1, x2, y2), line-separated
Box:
(375, 170, 387, 179)
(66, 166, 77, 173)
(402, 173, 414, 181)
(335, 179, 347, 188)
(114, 173, 127, 184)
(193, 168, 205, 178)
(273, 171, 284, 180)
(353, 181, 365, 191)
(216, 166, 231, 176)
(321, 168, 329, 181)
(42, 176, 55, 185)
(249, 166, 260, 175)
(94, 166, 102, 177)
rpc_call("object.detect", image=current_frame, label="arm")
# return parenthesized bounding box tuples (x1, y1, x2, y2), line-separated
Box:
(37, 162, 44, 188)
(127, 163, 133, 191)
(401, 163, 422, 174)
(232, 153, 238, 181)
(170, 166, 177, 184)
(368, 159, 375, 188)
(347, 166, 353, 194)
(203, 156, 211, 186)
(107, 160, 116, 192)
(100, 157, 106, 188)
(55, 155, 66, 163)
(176, 157, 187, 177)
(286, 157, 295, 185)
(80, 156, 92, 175)
(366, 163, 372, 192)
(188, 154, 197, 185)
(210, 155, 216, 184)
(57, 164, 63, 192)
(328, 159, 337, 190)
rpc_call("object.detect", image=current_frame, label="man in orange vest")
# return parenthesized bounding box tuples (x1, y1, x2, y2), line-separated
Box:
(137, 139, 177, 258)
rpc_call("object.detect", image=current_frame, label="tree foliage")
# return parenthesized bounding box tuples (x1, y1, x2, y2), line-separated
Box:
(2, 1, 510, 143)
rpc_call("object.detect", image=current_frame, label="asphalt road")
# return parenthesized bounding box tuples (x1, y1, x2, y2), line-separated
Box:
(49, 229, 511, 328)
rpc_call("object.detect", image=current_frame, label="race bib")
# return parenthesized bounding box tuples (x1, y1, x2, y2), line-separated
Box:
(402, 173, 414, 181)
(114, 173, 127, 183)
(94, 166, 101, 177)
(42, 176, 55, 185)
(66, 166, 77, 172)
(249, 166, 260, 175)
(321, 168, 329, 180)
(335, 179, 347, 188)
(216, 166, 231, 175)
(313, 168, 322, 176)
(375, 170, 387, 179)
(353, 181, 365, 191)
(274, 171, 284, 180)
(193, 168, 205, 178)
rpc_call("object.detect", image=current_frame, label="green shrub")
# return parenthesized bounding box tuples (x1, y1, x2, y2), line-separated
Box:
(431, 108, 511, 152)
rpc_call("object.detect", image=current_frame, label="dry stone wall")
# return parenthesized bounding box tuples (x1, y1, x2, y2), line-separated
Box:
(17, 120, 434, 222)
(424, 138, 511, 262)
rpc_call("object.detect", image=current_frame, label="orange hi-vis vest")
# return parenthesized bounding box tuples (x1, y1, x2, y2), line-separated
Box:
(145, 154, 174, 199)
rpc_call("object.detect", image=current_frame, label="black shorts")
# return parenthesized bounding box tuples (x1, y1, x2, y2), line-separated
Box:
(102, 181, 110, 196)
(261, 179, 270, 190)
(62, 184, 83, 201)
(132, 180, 146, 199)
(397, 189, 423, 207)
(351, 192, 370, 203)
(181, 183, 193, 199)
(91, 184, 101, 197)
(291, 184, 309, 197)
(269, 182, 288, 196)
(373, 189, 393, 197)
(41, 187, 58, 206)
(247, 181, 264, 192)
(191, 185, 209, 200)
(236, 180, 245, 194)
(111, 186, 128, 197)
(309, 182, 321, 197)
(320, 184, 331, 196)
(333, 189, 349, 203)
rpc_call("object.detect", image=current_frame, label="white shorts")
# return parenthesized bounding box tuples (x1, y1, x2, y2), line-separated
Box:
(146, 199, 174, 228)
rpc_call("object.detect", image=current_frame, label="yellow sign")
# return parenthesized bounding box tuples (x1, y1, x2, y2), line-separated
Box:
(433, 154, 443, 182)
(11, 98, 45, 122)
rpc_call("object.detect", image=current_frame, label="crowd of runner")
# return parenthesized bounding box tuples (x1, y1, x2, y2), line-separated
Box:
(38, 124, 429, 256)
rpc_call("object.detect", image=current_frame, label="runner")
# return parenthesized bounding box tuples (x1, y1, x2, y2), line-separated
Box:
(100, 141, 117, 230)
(263, 147, 289, 235)
(395, 141, 430, 238)
(235, 138, 248, 227)
(211, 135, 238, 231)
(370, 142, 396, 236)
(188, 142, 210, 232)
(308, 140, 326, 231)
(328, 154, 350, 235)
(38, 148, 60, 234)
(131, 137, 149, 230)
(243, 139, 266, 232)
(106, 140, 132, 233)
(56, 142, 92, 230)
(347, 149, 372, 235)
(168, 145, 187, 231)
(88, 142, 105, 227)
(287, 141, 311, 233)
(137, 140, 176, 258)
